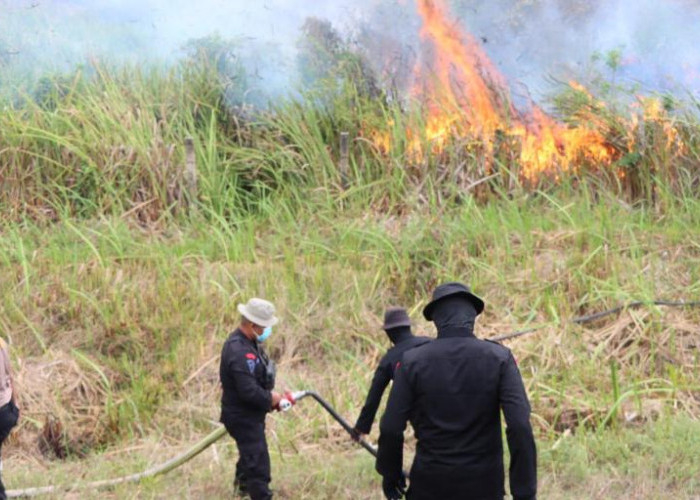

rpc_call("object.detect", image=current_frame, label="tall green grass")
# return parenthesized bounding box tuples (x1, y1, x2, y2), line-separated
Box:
(2, 192, 698, 445)
(2, 57, 699, 225)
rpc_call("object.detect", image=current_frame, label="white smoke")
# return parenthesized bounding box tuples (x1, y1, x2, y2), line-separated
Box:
(0, 0, 377, 98)
(1, 0, 699, 103)
(451, 0, 700, 100)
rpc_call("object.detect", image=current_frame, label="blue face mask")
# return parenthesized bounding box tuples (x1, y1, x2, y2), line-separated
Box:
(257, 326, 272, 342)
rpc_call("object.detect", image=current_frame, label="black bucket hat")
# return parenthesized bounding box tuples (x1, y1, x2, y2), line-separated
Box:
(422, 282, 484, 320)
(382, 307, 412, 330)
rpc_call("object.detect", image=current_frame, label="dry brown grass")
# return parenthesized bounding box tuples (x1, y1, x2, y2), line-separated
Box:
(12, 351, 114, 459)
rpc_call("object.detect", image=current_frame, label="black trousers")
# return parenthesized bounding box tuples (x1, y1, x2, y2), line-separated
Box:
(0, 401, 19, 500)
(406, 457, 505, 500)
(222, 416, 272, 500)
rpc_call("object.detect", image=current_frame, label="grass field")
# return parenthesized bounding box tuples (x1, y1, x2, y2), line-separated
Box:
(1, 52, 700, 498)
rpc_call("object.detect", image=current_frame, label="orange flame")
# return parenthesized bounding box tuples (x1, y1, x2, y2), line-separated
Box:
(638, 96, 684, 154)
(370, 0, 620, 182)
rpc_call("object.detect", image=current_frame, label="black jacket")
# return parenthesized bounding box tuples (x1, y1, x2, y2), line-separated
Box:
(219, 329, 273, 422)
(354, 331, 431, 434)
(376, 327, 537, 500)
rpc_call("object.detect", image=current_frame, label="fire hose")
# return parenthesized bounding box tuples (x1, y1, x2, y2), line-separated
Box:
(284, 391, 378, 457)
(7, 390, 375, 498)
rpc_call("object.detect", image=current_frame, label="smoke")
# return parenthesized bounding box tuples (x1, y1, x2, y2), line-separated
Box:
(446, 0, 700, 100)
(0, 0, 379, 100)
(1, 0, 699, 104)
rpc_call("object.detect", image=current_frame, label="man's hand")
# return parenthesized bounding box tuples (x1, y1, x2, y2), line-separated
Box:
(271, 391, 282, 410)
(382, 473, 406, 499)
(350, 427, 367, 443)
(277, 390, 296, 412)
(283, 390, 295, 404)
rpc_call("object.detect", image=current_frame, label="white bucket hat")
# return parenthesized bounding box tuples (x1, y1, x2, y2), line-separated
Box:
(237, 298, 279, 327)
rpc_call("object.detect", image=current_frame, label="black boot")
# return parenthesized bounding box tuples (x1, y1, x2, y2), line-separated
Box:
(233, 475, 249, 498)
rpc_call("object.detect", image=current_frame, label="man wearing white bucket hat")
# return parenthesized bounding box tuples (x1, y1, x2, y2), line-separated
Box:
(220, 297, 288, 499)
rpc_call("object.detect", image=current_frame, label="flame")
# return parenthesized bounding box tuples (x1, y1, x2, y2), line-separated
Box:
(639, 96, 685, 155)
(369, 0, 620, 182)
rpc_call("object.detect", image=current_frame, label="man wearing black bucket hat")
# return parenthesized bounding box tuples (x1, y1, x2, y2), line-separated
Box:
(376, 282, 537, 500)
(352, 307, 431, 445)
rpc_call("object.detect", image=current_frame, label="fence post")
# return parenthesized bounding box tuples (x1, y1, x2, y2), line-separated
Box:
(184, 136, 198, 206)
(339, 131, 349, 189)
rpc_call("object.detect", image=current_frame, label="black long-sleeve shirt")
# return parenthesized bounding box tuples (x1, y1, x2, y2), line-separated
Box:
(354, 331, 431, 435)
(219, 329, 273, 422)
(376, 328, 537, 500)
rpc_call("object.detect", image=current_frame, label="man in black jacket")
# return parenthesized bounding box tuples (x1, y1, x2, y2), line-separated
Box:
(376, 282, 537, 500)
(220, 297, 285, 500)
(352, 307, 431, 441)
